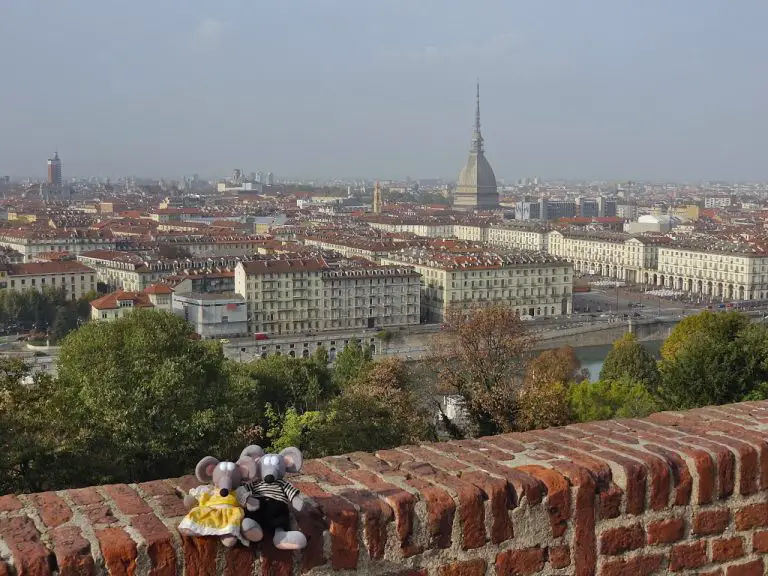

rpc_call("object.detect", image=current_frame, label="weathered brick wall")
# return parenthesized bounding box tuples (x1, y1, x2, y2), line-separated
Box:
(2, 401, 768, 575)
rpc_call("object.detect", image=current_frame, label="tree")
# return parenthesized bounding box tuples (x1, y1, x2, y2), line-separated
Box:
(51, 306, 79, 342)
(657, 322, 768, 409)
(302, 358, 436, 457)
(661, 310, 749, 360)
(332, 340, 373, 389)
(0, 359, 58, 493)
(53, 309, 245, 486)
(569, 377, 660, 422)
(516, 347, 585, 432)
(427, 305, 536, 436)
(600, 333, 661, 390)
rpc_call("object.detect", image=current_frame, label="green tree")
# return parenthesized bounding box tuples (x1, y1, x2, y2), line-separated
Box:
(599, 333, 661, 390)
(53, 309, 244, 486)
(301, 358, 436, 457)
(51, 306, 80, 342)
(0, 359, 58, 493)
(569, 377, 660, 422)
(658, 322, 768, 409)
(332, 340, 373, 388)
(661, 310, 749, 360)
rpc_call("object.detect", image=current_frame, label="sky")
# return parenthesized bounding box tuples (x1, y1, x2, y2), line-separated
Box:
(1, 0, 767, 182)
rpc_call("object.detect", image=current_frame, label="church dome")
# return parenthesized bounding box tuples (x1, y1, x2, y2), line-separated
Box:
(453, 83, 499, 211)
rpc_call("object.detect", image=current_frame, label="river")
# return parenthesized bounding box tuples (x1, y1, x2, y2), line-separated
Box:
(572, 341, 664, 381)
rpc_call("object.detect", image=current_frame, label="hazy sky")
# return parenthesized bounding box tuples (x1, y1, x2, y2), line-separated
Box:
(1, 1, 767, 182)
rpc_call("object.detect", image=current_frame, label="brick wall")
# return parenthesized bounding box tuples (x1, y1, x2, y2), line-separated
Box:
(2, 401, 768, 575)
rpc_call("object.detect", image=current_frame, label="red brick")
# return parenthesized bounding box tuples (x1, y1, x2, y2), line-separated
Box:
(641, 438, 715, 504)
(599, 524, 645, 556)
(0, 495, 23, 512)
(424, 471, 485, 550)
(518, 465, 570, 537)
(495, 547, 545, 575)
(130, 514, 176, 576)
(171, 475, 200, 493)
(438, 558, 486, 576)
(726, 559, 764, 576)
(0, 560, 11, 576)
(752, 530, 768, 553)
(136, 480, 174, 497)
(181, 535, 217, 576)
(681, 436, 735, 499)
(454, 439, 517, 461)
(67, 488, 102, 507)
(28, 492, 72, 528)
(223, 547, 254, 576)
(259, 536, 292, 576)
(598, 484, 623, 519)
(599, 554, 664, 576)
(295, 504, 327, 572)
(670, 540, 707, 571)
(322, 455, 358, 472)
(643, 444, 693, 506)
(701, 435, 759, 495)
(402, 444, 471, 472)
(301, 460, 353, 485)
(711, 537, 744, 562)
(151, 495, 187, 519)
(461, 471, 513, 544)
(51, 526, 95, 576)
(590, 439, 672, 511)
(344, 469, 417, 553)
(479, 434, 526, 452)
(339, 489, 393, 559)
(549, 545, 570, 568)
(405, 478, 454, 549)
(693, 508, 730, 535)
(548, 461, 596, 576)
(647, 517, 685, 544)
(700, 570, 723, 576)
(95, 528, 137, 576)
(735, 502, 768, 530)
(347, 451, 392, 472)
(0, 516, 52, 576)
(82, 505, 117, 526)
(294, 482, 358, 570)
(591, 449, 647, 515)
(102, 485, 151, 515)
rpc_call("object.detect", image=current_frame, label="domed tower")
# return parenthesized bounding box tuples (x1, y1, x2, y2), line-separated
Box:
(453, 82, 499, 211)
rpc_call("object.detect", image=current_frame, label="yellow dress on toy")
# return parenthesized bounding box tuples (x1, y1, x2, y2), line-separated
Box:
(178, 486, 248, 545)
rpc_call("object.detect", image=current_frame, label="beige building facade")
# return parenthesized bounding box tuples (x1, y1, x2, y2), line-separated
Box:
(381, 248, 573, 323)
(5, 261, 96, 300)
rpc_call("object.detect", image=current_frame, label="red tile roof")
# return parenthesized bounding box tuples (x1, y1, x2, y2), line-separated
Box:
(90, 290, 154, 311)
(8, 261, 94, 276)
(144, 284, 173, 295)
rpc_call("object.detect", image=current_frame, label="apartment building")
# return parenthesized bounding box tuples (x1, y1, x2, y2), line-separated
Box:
(0, 231, 117, 262)
(234, 257, 421, 336)
(90, 288, 171, 321)
(301, 236, 406, 263)
(381, 247, 573, 323)
(77, 250, 245, 292)
(487, 224, 549, 252)
(5, 261, 96, 300)
(656, 244, 768, 300)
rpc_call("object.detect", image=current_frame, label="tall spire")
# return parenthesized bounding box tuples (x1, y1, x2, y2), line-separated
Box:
(472, 80, 484, 154)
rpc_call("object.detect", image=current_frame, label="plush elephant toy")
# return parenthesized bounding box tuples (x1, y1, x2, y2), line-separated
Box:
(238, 445, 308, 550)
(177, 455, 264, 547)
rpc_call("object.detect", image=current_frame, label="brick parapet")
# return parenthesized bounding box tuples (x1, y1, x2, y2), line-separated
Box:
(2, 400, 768, 575)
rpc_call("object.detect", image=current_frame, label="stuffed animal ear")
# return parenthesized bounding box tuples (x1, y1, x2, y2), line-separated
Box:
(195, 456, 219, 483)
(280, 447, 304, 473)
(236, 457, 257, 481)
(240, 445, 265, 462)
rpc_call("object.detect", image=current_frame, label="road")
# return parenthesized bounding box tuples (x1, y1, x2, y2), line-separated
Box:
(574, 288, 698, 316)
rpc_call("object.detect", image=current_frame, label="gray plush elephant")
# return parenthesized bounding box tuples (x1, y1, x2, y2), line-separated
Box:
(238, 445, 308, 550)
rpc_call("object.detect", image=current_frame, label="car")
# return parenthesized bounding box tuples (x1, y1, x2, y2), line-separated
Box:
(254, 332, 269, 340)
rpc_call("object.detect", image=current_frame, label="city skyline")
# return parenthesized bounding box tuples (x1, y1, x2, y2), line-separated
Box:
(1, 1, 767, 182)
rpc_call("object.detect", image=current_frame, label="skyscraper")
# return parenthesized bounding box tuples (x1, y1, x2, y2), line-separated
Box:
(453, 83, 499, 211)
(47, 152, 62, 188)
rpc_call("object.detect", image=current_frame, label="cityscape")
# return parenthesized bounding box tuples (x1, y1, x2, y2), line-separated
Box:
(3, 3, 768, 576)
